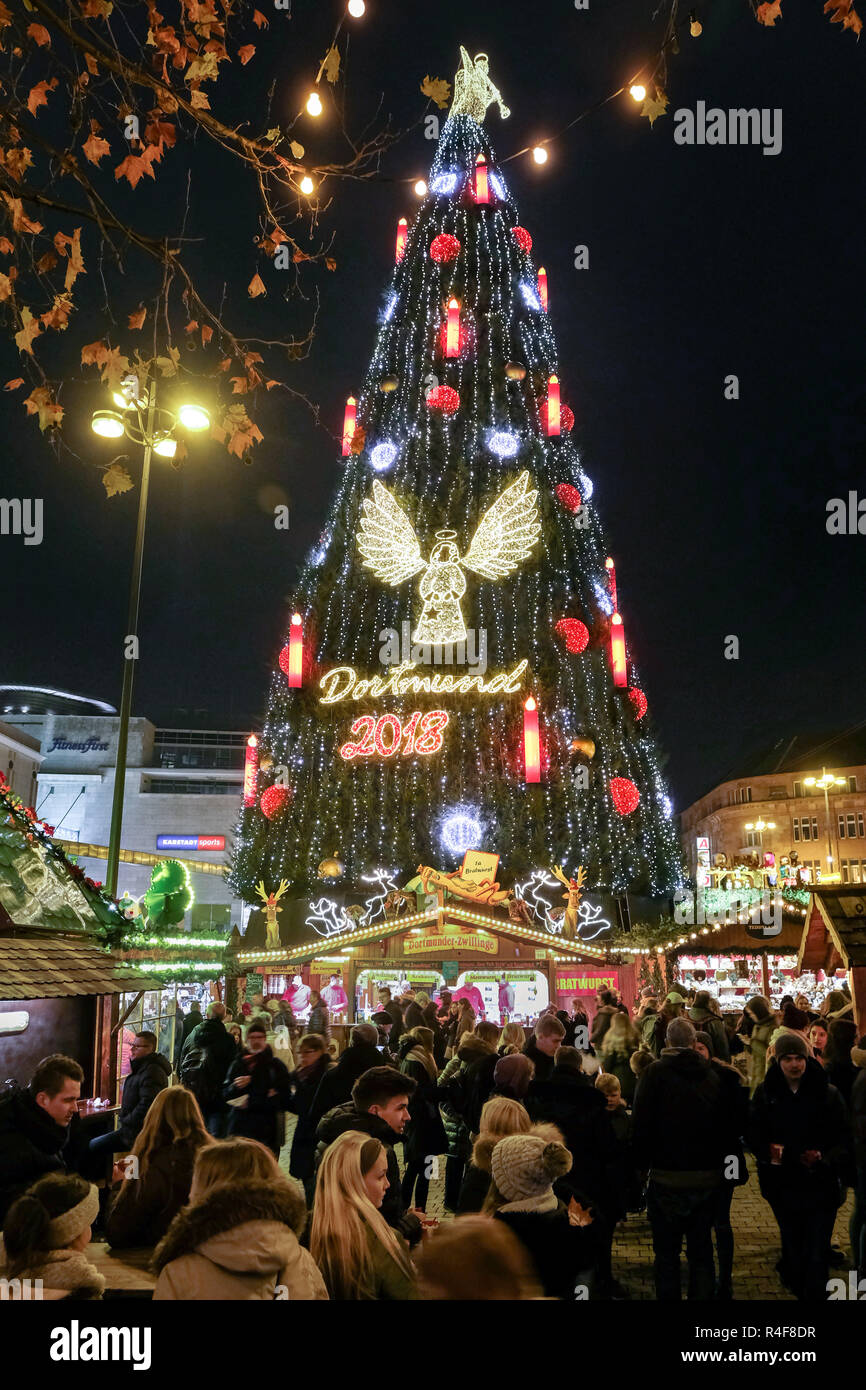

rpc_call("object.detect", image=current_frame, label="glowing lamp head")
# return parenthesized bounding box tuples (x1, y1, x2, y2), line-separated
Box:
(153, 436, 178, 458)
(178, 402, 210, 431)
(629, 84, 647, 103)
(414, 179, 427, 197)
(306, 91, 323, 117)
(347, 0, 365, 14)
(532, 146, 548, 164)
(300, 175, 315, 196)
(91, 410, 124, 438)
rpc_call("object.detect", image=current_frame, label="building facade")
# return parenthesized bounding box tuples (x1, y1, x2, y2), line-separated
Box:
(680, 731, 866, 888)
(0, 720, 41, 802)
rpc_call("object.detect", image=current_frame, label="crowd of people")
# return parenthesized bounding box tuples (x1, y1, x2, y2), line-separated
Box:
(0, 979, 863, 1302)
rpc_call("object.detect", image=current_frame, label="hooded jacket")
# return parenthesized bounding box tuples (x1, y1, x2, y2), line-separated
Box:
(152, 1179, 328, 1300)
(456, 1036, 499, 1135)
(181, 1017, 238, 1083)
(749, 1056, 852, 1204)
(399, 1041, 446, 1161)
(0, 1088, 81, 1222)
(314, 1103, 422, 1246)
(119, 1051, 172, 1145)
(631, 1047, 739, 1185)
(526, 1068, 619, 1210)
(742, 1017, 776, 1096)
(590, 1004, 618, 1050)
(307, 1041, 385, 1130)
(436, 1034, 493, 1158)
(688, 1005, 731, 1063)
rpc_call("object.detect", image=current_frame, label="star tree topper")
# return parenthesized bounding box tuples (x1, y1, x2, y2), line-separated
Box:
(357, 471, 541, 645)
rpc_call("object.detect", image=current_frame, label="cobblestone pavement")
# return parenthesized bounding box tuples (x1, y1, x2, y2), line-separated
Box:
(280, 1118, 855, 1301)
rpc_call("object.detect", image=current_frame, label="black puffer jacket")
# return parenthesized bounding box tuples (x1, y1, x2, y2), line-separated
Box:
(494, 1200, 597, 1300)
(181, 1018, 238, 1088)
(437, 1035, 496, 1159)
(749, 1056, 852, 1205)
(631, 1047, 738, 1182)
(314, 1103, 422, 1246)
(223, 1047, 291, 1151)
(119, 1052, 172, 1145)
(286, 1053, 333, 1181)
(0, 1088, 83, 1221)
(526, 1068, 619, 1211)
(307, 1042, 386, 1130)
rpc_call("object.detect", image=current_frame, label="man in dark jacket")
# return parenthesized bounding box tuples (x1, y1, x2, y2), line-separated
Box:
(688, 991, 731, 1063)
(402, 991, 425, 1031)
(632, 1017, 742, 1301)
(0, 1054, 85, 1221)
(590, 991, 619, 1050)
(377, 987, 403, 1049)
(180, 1001, 240, 1137)
(523, 1013, 565, 1084)
(89, 1033, 171, 1159)
(750, 1033, 851, 1300)
(307, 1024, 385, 1129)
(174, 1002, 203, 1067)
(223, 1019, 291, 1156)
(315, 1066, 422, 1245)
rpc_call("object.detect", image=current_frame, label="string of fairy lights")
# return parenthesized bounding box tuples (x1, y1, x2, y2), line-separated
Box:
(229, 109, 683, 904)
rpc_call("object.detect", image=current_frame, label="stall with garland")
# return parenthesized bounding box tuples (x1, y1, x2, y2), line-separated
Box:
(799, 886, 866, 1028)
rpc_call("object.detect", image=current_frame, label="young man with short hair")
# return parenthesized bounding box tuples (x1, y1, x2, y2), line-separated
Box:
(89, 1031, 171, 1159)
(0, 1054, 85, 1220)
(523, 1013, 566, 1083)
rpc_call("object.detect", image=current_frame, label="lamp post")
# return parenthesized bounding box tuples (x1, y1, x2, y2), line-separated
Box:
(803, 768, 847, 878)
(91, 371, 210, 897)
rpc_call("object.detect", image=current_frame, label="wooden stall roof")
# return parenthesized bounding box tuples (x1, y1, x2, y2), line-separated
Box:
(799, 888, 866, 973)
(0, 935, 162, 1000)
(673, 918, 805, 956)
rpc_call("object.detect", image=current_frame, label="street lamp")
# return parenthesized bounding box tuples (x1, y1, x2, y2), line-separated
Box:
(744, 817, 776, 856)
(91, 370, 210, 897)
(803, 768, 847, 876)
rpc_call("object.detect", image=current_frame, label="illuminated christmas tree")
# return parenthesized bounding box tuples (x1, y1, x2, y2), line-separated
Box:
(230, 51, 681, 903)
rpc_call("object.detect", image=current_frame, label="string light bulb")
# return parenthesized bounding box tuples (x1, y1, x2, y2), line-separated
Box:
(306, 91, 323, 117)
(689, 10, 702, 35)
(300, 175, 315, 195)
(629, 84, 647, 103)
(531, 146, 548, 165)
(347, 0, 366, 15)
(414, 179, 427, 197)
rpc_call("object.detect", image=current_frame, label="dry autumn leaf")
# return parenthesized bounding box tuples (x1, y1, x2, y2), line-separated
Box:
(201, 324, 213, 345)
(252, 9, 268, 26)
(41, 294, 74, 331)
(128, 305, 147, 330)
(289, 141, 304, 160)
(63, 228, 85, 292)
(420, 75, 451, 110)
(103, 461, 135, 497)
(0, 238, 13, 255)
(247, 273, 267, 298)
(26, 22, 51, 46)
(82, 128, 111, 165)
(757, 0, 783, 23)
(115, 153, 156, 188)
(321, 45, 340, 83)
(0, 272, 13, 301)
(325, 256, 337, 271)
(5, 378, 25, 391)
(27, 78, 58, 116)
(15, 307, 41, 355)
(81, 340, 109, 367)
(238, 44, 255, 64)
(640, 89, 669, 126)
(2, 193, 42, 236)
(23, 384, 63, 430)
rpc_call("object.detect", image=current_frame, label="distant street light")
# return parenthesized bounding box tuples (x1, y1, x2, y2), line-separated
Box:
(804, 768, 847, 874)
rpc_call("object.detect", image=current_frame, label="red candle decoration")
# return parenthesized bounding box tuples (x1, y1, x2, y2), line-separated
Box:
(474, 154, 490, 204)
(609, 612, 628, 688)
(512, 225, 533, 253)
(554, 483, 582, 513)
(554, 617, 589, 654)
(537, 266, 549, 311)
(426, 383, 460, 414)
(243, 734, 259, 807)
(260, 784, 292, 820)
(605, 556, 618, 610)
(395, 217, 408, 264)
(288, 612, 303, 687)
(341, 396, 356, 457)
(523, 695, 541, 784)
(628, 688, 648, 720)
(610, 777, 640, 816)
(545, 375, 560, 436)
(430, 233, 461, 263)
(445, 298, 460, 358)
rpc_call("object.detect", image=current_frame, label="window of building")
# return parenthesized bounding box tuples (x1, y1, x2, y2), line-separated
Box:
(839, 814, 847, 840)
(142, 777, 242, 796)
(793, 781, 803, 798)
(190, 903, 231, 933)
(745, 830, 761, 848)
(859, 813, 864, 838)
(793, 820, 800, 842)
(847, 813, 857, 839)
(767, 785, 787, 799)
(794, 816, 819, 842)
(848, 776, 858, 792)
(735, 786, 752, 804)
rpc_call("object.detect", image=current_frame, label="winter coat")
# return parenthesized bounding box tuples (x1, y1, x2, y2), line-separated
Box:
(599, 1040, 638, 1103)
(7, 1248, 105, 1299)
(286, 1054, 333, 1181)
(851, 1046, 866, 1170)
(223, 1047, 291, 1153)
(118, 1052, 172, 1146)
(494, 1192, 596, 1300)
(399, 1047, 446, 1162)
(742, 1017, 775, 1096)
(0, 1088, 83, 1222)
(152, 1179, 328, 1300)
(688, 1006, 730, 1063)
(456, 1132, 498, 1214)
(590, 1004, 618, 1051)
(175, 1009, 203, 1064)
(382, 1000, 403, 1048)
(631, 1047, 741, 1185)
(437, 1035, 495, 1158)
(181, 1017, 238, 1082)
(749, 1057, 852, 1208)
(526, 1068, 619, 1212)
(522, 1036, 557, 1084)
(308, 1042, 385, 1130)
(461, 1046, 500, 1135)
(403, 1001, 425, 1031)
(307, 1002, 330, 1037)
(314, 1104, 422, 1246)
(105, 1141, 203, 1248)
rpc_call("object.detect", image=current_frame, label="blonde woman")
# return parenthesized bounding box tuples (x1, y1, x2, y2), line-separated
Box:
(152, 1138, 327, 1300)
(498, 1022, 526, 1056)
(599, 1010, 641, 1103)
(457, 1095, 532, 1213)
(310, 1130, 417, 1300)
(105, 1086, 213, 1248)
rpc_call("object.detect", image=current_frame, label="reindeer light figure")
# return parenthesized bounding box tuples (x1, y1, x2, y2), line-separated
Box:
(255, 879, 289, 949)
(305, 898, 350, 938)
(550, 865, 587, 939)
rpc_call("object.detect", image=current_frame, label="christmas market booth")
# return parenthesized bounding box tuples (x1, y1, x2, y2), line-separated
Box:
(798, 886, 866, 1028)
(0, 775, 158, 1111)
(227, 855, 631, 1042)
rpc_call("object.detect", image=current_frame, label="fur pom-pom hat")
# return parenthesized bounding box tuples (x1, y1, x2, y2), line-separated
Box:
(491, 1134, 572, 1203)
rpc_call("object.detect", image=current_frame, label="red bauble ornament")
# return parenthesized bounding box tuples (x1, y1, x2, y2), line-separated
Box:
(555, 483, 582, 513)
(559, 404, 574, 432)
(628, 688, 648, 720)
(278, 644, 292, 677)
(426, 384, 460, 414)
(610, 777, 640, 816)
(429, 233, 461, 263)
(512, 225, 533, 253)
(554, 617, 590, 654)
(260, 785, 292, 820)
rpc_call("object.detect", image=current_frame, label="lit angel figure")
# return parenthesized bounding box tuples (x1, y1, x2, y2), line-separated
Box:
(357, 470, 540, 646)
(450, 47, 510, 123)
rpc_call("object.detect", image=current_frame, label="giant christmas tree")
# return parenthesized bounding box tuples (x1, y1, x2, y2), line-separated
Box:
(230, 50, 682, 905)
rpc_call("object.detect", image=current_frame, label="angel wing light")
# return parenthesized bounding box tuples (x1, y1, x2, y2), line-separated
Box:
(356, 471, 540, 644)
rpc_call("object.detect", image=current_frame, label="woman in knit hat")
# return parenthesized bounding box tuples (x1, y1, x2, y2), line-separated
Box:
(484, 1132, 596, 1299)
(2, 1172, 104, 1298)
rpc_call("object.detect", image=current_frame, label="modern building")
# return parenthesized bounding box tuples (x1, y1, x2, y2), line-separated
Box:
(1, 687, 249, 930)
(0, 719, 42, 802)
(680, 727, 866, 887)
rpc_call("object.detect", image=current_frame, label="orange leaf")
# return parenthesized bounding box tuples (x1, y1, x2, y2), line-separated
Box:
(27, 79, 58, 116)
(103, 462, 135, 498)
(325, 256, 337, 271)
(63, 228, 85, 293)
(36, 251, 57, 273)
(114, 153, 156, 189)
(41, 294, 74, 331)
(1, 193, 42, 236)
(247, 272, 267, 298)
(756, 0, 782, 23)
(85, 53, 99, 75)
(0, 272, 13, 302)
(843, 6, 863, 31)
(252, 9, 268, 26)
(238, 44, 255, 64)
(5, 377, 24, 390)
(244, 351, 263, 366)
(0, 237, 13, 254)
(83, 130, 111, 165)
(23, 384, 63, 430)
(26, 23, 51, 46)
(184, 319, 199, 333)
(217, 357, 232, 371)
(81, 340, 109, 367)
(15, 307, 42, 355)
(349, 425, 366, 455)
(201, 324, 213, 345)
(229, 375, 249, 394)
(128, 305, 147, 330)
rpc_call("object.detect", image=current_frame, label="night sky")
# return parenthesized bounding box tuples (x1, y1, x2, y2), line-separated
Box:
(3, 0, 865, 811)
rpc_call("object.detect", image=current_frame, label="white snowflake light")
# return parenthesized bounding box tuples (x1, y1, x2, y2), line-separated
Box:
(519, 281, 541, 311)
(430, 171, 459, 195)
(439, 805, 483, 855)
(486, 428, 520, 458)
(370, 440, 399, 473)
